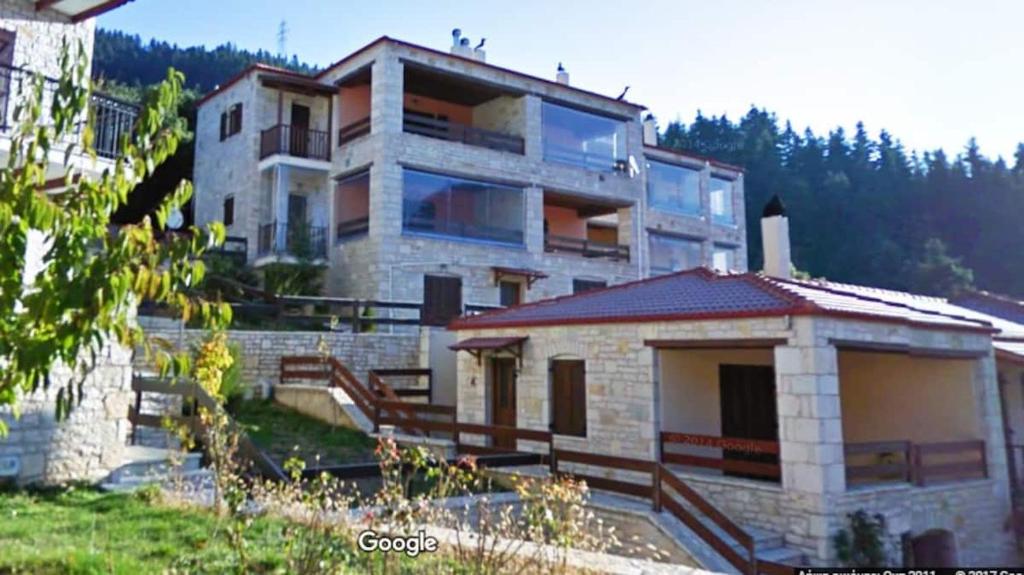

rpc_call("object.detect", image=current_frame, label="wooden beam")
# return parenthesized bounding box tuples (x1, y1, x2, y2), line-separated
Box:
(644, 338, 787, 349)
(830, 338, 987, 359)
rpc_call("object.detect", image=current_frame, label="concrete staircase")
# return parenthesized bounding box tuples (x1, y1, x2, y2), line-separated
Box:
(100, 445, 213, 494)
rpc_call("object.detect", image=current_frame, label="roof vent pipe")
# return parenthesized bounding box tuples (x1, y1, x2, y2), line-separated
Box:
(556, 62, 569, 85)
(760, 194, 792, 279)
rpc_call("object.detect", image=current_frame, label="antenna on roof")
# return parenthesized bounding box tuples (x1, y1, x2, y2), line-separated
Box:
(616, 86, 630, 100)
(277, 20, 288, 58)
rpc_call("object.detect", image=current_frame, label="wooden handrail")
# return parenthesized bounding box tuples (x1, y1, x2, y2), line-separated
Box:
(661, 432, 780, 455)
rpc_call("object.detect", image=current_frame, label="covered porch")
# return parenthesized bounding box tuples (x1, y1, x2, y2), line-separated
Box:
(652, 336, 989, 492)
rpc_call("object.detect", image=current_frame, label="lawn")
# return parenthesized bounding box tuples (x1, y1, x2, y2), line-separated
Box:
(0, 487, 461, 574)
(232, 399, 377, 467)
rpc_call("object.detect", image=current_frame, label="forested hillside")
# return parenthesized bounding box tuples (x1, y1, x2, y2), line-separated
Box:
(93, 29, 1024, 298)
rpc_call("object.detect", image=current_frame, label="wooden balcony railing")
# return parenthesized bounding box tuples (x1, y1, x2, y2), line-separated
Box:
(403, 112, 524, 155)
(337, 116, 370, 145)
(660, 432, 781, 481)
(845, 439, 987, 486)
(259, 124, 330, 161)
(544, 233, 630, 262)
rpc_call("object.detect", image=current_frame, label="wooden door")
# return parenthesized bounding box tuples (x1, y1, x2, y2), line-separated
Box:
(491, 357, 517, 449)
(719, 364, 778, 479)
(422, 275, 462, 326)
(290, 103, 310, 157)
(551, 360, 586, 436)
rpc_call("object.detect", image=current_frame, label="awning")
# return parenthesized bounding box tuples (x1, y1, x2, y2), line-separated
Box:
(450, 336, 528, 364)
(645, 338, 787, 349)
(492, 267, 548, 289)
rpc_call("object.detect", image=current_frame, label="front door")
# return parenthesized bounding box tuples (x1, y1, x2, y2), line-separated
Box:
(290, 103, 310, 157)
(719, 364, 778, 479)
(491, 357, 517, 449)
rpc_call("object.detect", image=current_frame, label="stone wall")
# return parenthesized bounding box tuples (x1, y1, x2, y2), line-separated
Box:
(0, 342, 133, 485)
(0, 1, 96, 78)
(140, 326, 423, 389)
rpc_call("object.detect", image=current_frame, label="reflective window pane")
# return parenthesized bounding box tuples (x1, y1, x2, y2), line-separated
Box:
(648, 160, 701, 215)
(649, 233, 703, 275)
(542, 102, 626, 171)
(402, 169, 524, 245)
(710, 177, 735, 224)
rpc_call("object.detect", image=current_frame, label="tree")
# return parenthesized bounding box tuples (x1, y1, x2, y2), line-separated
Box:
(907, 238, 975, 298)
(0, 43, 229, 433)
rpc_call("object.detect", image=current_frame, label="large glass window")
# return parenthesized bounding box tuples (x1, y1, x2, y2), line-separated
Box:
(710, 176, 735, 224)
(402, 169, 524, 245)
(542, 102, 626, 171)
(649, 233, 703, 275)
(648, 160, 701, 215)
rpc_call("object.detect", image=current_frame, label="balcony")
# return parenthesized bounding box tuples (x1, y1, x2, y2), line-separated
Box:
(544, 234, 630, 262)
(259, 124, 330, 162)
(256, 221, 328, 260)
(0, 63, 138, 159)
(403, 112, 524, 155)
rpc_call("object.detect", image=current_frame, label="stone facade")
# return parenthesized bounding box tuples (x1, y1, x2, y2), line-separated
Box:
(139, 326, 423, 391)
(0, 1, 96, 79)
(0, 342, 133, 485)
(453, 314, 1018, 565)
(193, 38, 748, 306)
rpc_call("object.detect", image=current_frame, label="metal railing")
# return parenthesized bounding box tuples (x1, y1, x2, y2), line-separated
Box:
(403, 112, 524, 155)
(256, 221, 328, 259)
(0, 62, 138, 159)
(259, 124, 331, 161)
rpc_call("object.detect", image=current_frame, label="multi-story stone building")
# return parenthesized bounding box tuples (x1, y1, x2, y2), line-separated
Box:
(193, 34, 746, 317)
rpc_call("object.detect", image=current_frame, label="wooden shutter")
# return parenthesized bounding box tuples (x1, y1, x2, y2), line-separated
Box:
(422, 275, 462, 326)
(219, 112, 227, 141)
(223, 196, 234, 226)
(499, 281, 521, 307)
(551, 360, 586, 436)
(230, 103, 243, 134)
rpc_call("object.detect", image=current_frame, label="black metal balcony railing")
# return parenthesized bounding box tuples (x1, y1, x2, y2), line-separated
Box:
(403, 112, 524, 155)
(337, 116, 371, 146)
(0, 62, 138, 159)
(259, 124, 331, 161)
(336, 216, 369, 241)
(544, 233, 630, 262)
(257, 222, 328, 259)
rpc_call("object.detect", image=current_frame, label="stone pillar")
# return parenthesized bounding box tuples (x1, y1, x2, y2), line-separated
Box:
(522, 95, 543, 160)
(370, 53, 403, 136)
(274, 164, 290, 252)
(976, 351, 1013, 505)
(525, 186, 544, 254)
(774, 320, 846, 560)
(617, 205, 636, 269)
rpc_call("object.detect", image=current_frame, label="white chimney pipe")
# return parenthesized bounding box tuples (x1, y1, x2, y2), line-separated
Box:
(642, 114, 658, 146)
(760, 195, 792, 279)
(556, 63, 569, 85)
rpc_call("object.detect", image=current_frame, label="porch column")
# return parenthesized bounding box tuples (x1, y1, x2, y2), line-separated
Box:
(524, 186, 544, 254)
(370, 54, 403, 135)
(274, 164, 290, 252)
(522, 95, 542, 160)
(774, 325, 846, 497)
(977, 352, 1013, 505)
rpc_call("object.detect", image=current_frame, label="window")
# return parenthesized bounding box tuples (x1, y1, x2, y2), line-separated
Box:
(712, 244, 736, 272)
(402, 169, 524, 245)
(542, 101, 626, 171)
(649, 233, 703, 275)
(223, 196, 234, 226)
(710, 176, 735, 224)
(572, 279, 606, 294)
(648, 160, 701, 216)
(422, 275, 462, 326)
(219, 103, 243, 141)
(499, 280, 522, 307)
(551, 360, 586, 436)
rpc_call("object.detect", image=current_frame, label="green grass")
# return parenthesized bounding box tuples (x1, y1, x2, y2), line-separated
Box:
(0, 486, 291, 573)
(0, 487, 464, 574)
(233, 399, 377, 467)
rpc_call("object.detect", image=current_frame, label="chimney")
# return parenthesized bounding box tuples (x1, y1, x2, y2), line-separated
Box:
(472, 47, 486, 62)
(760, 194, 792, 279)
(450, 29, 473, 58)
(556, 62, 569, 85)
(642, 114, 658, 146)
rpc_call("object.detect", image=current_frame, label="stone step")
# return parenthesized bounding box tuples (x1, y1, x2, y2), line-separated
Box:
(100, 468, 215, 493)
(757, 545, 806, 565)
(107, 447, 201, 484)
(671, 498, 806, 566)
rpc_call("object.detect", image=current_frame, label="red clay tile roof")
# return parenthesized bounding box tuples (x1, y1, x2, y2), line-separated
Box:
(449, 268, 995, 333)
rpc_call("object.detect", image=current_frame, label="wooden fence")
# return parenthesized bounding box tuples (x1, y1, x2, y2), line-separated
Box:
(660, 432, 781, 481)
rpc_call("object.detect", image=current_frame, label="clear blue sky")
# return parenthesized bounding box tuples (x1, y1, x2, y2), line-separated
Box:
(100, 0, 1023, 161)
